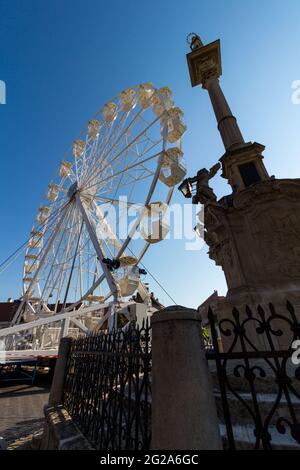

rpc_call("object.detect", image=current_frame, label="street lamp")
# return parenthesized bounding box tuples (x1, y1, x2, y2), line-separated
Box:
(178, 178, 193, 199)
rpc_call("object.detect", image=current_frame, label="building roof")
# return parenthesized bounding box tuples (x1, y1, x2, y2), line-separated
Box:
(0, 302, 19, 323)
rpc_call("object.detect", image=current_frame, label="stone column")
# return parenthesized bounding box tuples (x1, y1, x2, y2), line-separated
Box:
(205, 77, 245, 151)
(48, 336, 72, 406)
(151, 306, 222, 450)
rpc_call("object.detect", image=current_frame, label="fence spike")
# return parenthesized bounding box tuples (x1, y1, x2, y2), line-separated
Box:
(245, 305, 253, 318)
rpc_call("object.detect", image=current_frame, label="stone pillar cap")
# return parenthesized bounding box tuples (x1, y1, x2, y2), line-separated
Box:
(151, 305, 201, 325)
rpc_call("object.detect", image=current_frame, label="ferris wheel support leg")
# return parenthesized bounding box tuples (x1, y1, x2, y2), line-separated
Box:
(10, 299, 26, 326)
(108, 304, 118, 331)
(75, 193, 119, 301)
(11, 208, 68, 326)
(25, 204, 70, 301)
(11, 298, 39, 326)
(70, 318, 89, 334)
(91, 201, 122, 252)
(27, 301, 37, 315)
(64, 273, 106, 312)
(60, 317, 70, 339)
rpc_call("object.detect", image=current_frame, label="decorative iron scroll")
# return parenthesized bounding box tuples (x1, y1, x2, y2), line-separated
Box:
(207, 301, 300, 450)
(63, 321, 151, 450)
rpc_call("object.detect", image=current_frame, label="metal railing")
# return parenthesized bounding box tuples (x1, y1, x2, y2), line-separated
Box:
(61, 301, 300, 451)
(206, 301, 300, 450)
(63, 321, 152, 450)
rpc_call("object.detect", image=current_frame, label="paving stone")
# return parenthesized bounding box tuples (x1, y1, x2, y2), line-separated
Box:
(0, 380, 50, 449)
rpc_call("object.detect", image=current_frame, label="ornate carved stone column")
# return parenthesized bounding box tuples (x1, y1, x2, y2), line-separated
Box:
(186, 36, 269, 193)
(185, 34, 300, 329)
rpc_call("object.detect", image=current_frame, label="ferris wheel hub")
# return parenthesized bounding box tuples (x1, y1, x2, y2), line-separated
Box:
(67, 181, 78, 200)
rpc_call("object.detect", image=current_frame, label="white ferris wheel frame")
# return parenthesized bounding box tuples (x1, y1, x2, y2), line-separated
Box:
(6, 84, 186, 346)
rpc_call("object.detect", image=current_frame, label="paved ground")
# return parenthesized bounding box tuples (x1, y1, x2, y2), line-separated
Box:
(0, 375, 50, 450)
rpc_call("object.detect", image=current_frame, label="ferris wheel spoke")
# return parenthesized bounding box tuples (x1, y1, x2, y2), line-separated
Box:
(128, 186, 174, 264)
(78, 242, 83, 299)
(43, 205, 79, 306)
(132, 186, 174, 263)
(40, 205, 74, 303)
(116, 169, 155, 188)
(52, 210, 84, 307)
(75, 193, 119, 299)
(87, 128, 164, 200)
(82, 107, 132, 186)
(91, 201, 122, 251)
(24, 202, 71, 299)
(61, 221, 84, 308)
(93, 172, 155, 205)
(105, 135, 162, 181)
(23, 201, 71, 275)
(83, 113, 162, 192)
(62, 272, 106, 312)
(136, 241, 152, 265)
(83, 150, 162, 197)
(88, 104, 146, 177)
(47, 212, 83, 305)
(94, 195, 145, 207)
(115, 149, 167, 260)
(89, 134, 159, 193)
(32, 199, 70, 235)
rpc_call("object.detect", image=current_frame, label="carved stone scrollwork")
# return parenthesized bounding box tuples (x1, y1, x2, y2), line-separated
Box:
(203, 177, 300, 299)
(206, 241, 221, 267)
(204, 203, 228, 269)
(205, 206, 221, 229)
(252, 209, 300, 280)
(233, 179, 300, 211)
(204, 229, 219, 249)
(207, 302, 300, 450)
(196, 58, 219, 87)
(222, 240, 234, 269)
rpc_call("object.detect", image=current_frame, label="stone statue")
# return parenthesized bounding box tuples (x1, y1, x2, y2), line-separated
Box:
(187, 33, 204, 51)
(190, 35, 203, 51)
(193, 162, 221, 204)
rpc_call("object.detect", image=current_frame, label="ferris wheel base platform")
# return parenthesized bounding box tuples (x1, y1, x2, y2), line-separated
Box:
(0, 349, 58, 363)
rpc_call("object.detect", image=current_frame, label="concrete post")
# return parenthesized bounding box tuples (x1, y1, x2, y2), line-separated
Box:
(151, 306, 222, 450)
(205, 77, 245, 151)
(48, 336, 72, 406)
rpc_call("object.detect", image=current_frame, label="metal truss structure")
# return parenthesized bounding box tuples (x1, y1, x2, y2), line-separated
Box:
(0, 84, 187, 355)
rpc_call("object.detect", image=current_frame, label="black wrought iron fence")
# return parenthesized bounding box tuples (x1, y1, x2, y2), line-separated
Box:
(206, 301, 300, 450)
(63, 321, 151, 450)
(62, 302, 300, 451)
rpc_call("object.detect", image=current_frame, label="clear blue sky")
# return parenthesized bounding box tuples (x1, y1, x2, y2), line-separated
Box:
(0, 0, 300, 307)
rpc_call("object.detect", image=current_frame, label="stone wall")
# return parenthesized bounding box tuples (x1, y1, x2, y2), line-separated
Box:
(38, 405, 93, 450)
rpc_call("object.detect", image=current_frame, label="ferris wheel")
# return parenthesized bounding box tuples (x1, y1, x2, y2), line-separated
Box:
(12, 83, 187, 333)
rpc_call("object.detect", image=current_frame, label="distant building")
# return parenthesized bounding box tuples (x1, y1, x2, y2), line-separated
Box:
(0, 301, 20, 328)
